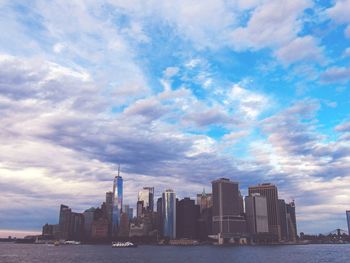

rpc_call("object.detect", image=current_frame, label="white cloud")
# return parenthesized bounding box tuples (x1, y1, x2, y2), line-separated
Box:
(275, 36, 324, 65)
(230, 0, 311, 50)
(327, 0, 350, 24)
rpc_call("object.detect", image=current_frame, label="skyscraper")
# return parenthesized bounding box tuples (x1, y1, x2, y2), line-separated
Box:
(278, 199, 288, 240)
(162, 189, 176, 239)
(176, 197, 199, 239)
(212, 178, 247, 243)
(245, 194, 269, 235)
(248, 183, 281, 240)
(112, 167, 123, 237)
(196, 189, 213, 213)
(138, 187, 154, 213)
(347, 210, 350, 236)
(286, 201, 297, 241)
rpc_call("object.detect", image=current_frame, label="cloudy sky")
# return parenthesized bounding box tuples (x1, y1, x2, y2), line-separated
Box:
(1, 0, 350, 237)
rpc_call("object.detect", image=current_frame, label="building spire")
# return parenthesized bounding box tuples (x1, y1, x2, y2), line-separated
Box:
(118, 164, 120, 177)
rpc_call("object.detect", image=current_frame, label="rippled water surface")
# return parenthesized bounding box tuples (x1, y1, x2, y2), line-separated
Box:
(0, 243, 349, 263)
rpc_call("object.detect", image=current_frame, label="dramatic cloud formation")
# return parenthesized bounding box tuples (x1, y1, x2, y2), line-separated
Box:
(0, 0, 349, 235)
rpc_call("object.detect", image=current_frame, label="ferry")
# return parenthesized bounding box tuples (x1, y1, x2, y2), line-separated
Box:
(112, 241, 137, 248)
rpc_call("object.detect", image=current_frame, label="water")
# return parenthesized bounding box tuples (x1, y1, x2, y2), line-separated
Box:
(0, 243, 349, 263)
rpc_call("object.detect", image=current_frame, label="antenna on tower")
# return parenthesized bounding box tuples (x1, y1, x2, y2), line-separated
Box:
(118, 164, 120, 177)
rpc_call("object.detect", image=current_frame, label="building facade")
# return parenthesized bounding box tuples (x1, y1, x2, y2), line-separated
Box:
(212, 178, 247, 242)
(162, 189, 176, 239)
(248, 183, 281, 240)
(245, 194, 269, 235)
(346, 211, 350, 236)
(138, 187, 154, 213)
(112, 174, 123, 236)
(176, 197, 199, 239)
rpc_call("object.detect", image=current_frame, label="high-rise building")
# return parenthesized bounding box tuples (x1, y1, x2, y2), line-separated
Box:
(196, 189, 213, 213)
(105, 192, 113, 222)
(176, 197, 199, 239)
(83, 207, 96, 240)
(157, 197, 163, 236)
(278, 199, 288, 240)
(162, 189, 176, 239)
(346, 211, 350, 236)
(123, 205, 134, 220)
(245, 194, 269, 235)
(59, 204, 72, 240)
(112, 169, 123, 237)
(138, 187, 154, 213)
(286, 201, 297, 241)
(137, 201, 144, 219)
(248, 183, 281, 240)
(212, 178, 247, 242)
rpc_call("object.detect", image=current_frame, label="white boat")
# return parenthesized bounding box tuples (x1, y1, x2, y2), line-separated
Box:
(64, 240, 81, 245)
(112, 241, 137, 248)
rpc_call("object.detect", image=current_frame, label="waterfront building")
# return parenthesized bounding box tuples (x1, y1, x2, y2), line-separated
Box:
(59, 204, 72, 240)
(212, 178, 247, 244)
(83, 207, 95, 240)
(347, 211, 350, 236)
(112, 169, 123, 237)
(91, 217, 109, 239)
(245, 194, 269, 235)
(248, 183, 281, 240)
(138, 187, 154, 213)
(162, 189, 176, 239)
(176, 197, 199, 239)
(157, 197, 163, 236)
(286, 201, 297, 241)
(278, 199, 288, 240)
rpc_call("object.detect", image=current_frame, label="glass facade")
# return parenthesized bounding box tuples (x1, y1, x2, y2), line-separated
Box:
(112, 175, 123, 235)
(162, 189, 176, 239)
(138, 187, 154, 212)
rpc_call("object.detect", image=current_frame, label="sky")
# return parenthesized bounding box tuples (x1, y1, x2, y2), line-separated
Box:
(0, 0, 350, 237)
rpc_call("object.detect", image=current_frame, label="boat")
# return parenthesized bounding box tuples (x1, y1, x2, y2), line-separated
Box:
(112, 241, 137, 248)
(64, 240, 81, 245)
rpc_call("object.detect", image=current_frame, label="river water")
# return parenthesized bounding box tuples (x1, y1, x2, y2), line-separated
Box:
(0, 243, 349, 263)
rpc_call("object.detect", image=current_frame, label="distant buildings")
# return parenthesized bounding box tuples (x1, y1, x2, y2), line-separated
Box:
(44, 173, 300, 245)
(162, 189, 176, 239)
(248, 183, 281, 240)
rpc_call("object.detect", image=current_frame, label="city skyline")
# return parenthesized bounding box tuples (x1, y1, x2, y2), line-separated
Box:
(1, 0, 350, 237)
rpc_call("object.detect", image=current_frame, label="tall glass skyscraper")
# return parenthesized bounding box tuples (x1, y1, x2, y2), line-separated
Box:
(112, 173, 123, 236)
(162, 189, 176, 239)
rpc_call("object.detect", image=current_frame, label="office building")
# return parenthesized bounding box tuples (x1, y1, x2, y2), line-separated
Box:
(176, 197, 199, 239)
(137, 201, 144, 219)
(286, 201, 297, 241)
(123, 204, 134, 220)
(248, 183, 281, 240)
(278, 199, 288, 240)
(346, 211, 350, 236)
(83, 207, 95, 240)
(245, 194, 269, 235)
(196, 190, 213, 213)
(138, 187, 154, 213)
(157, 197, 163, 236)
(212, 178, 247, 243)
(112, 169, 123, 237)
(162, 189, 176, 239)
